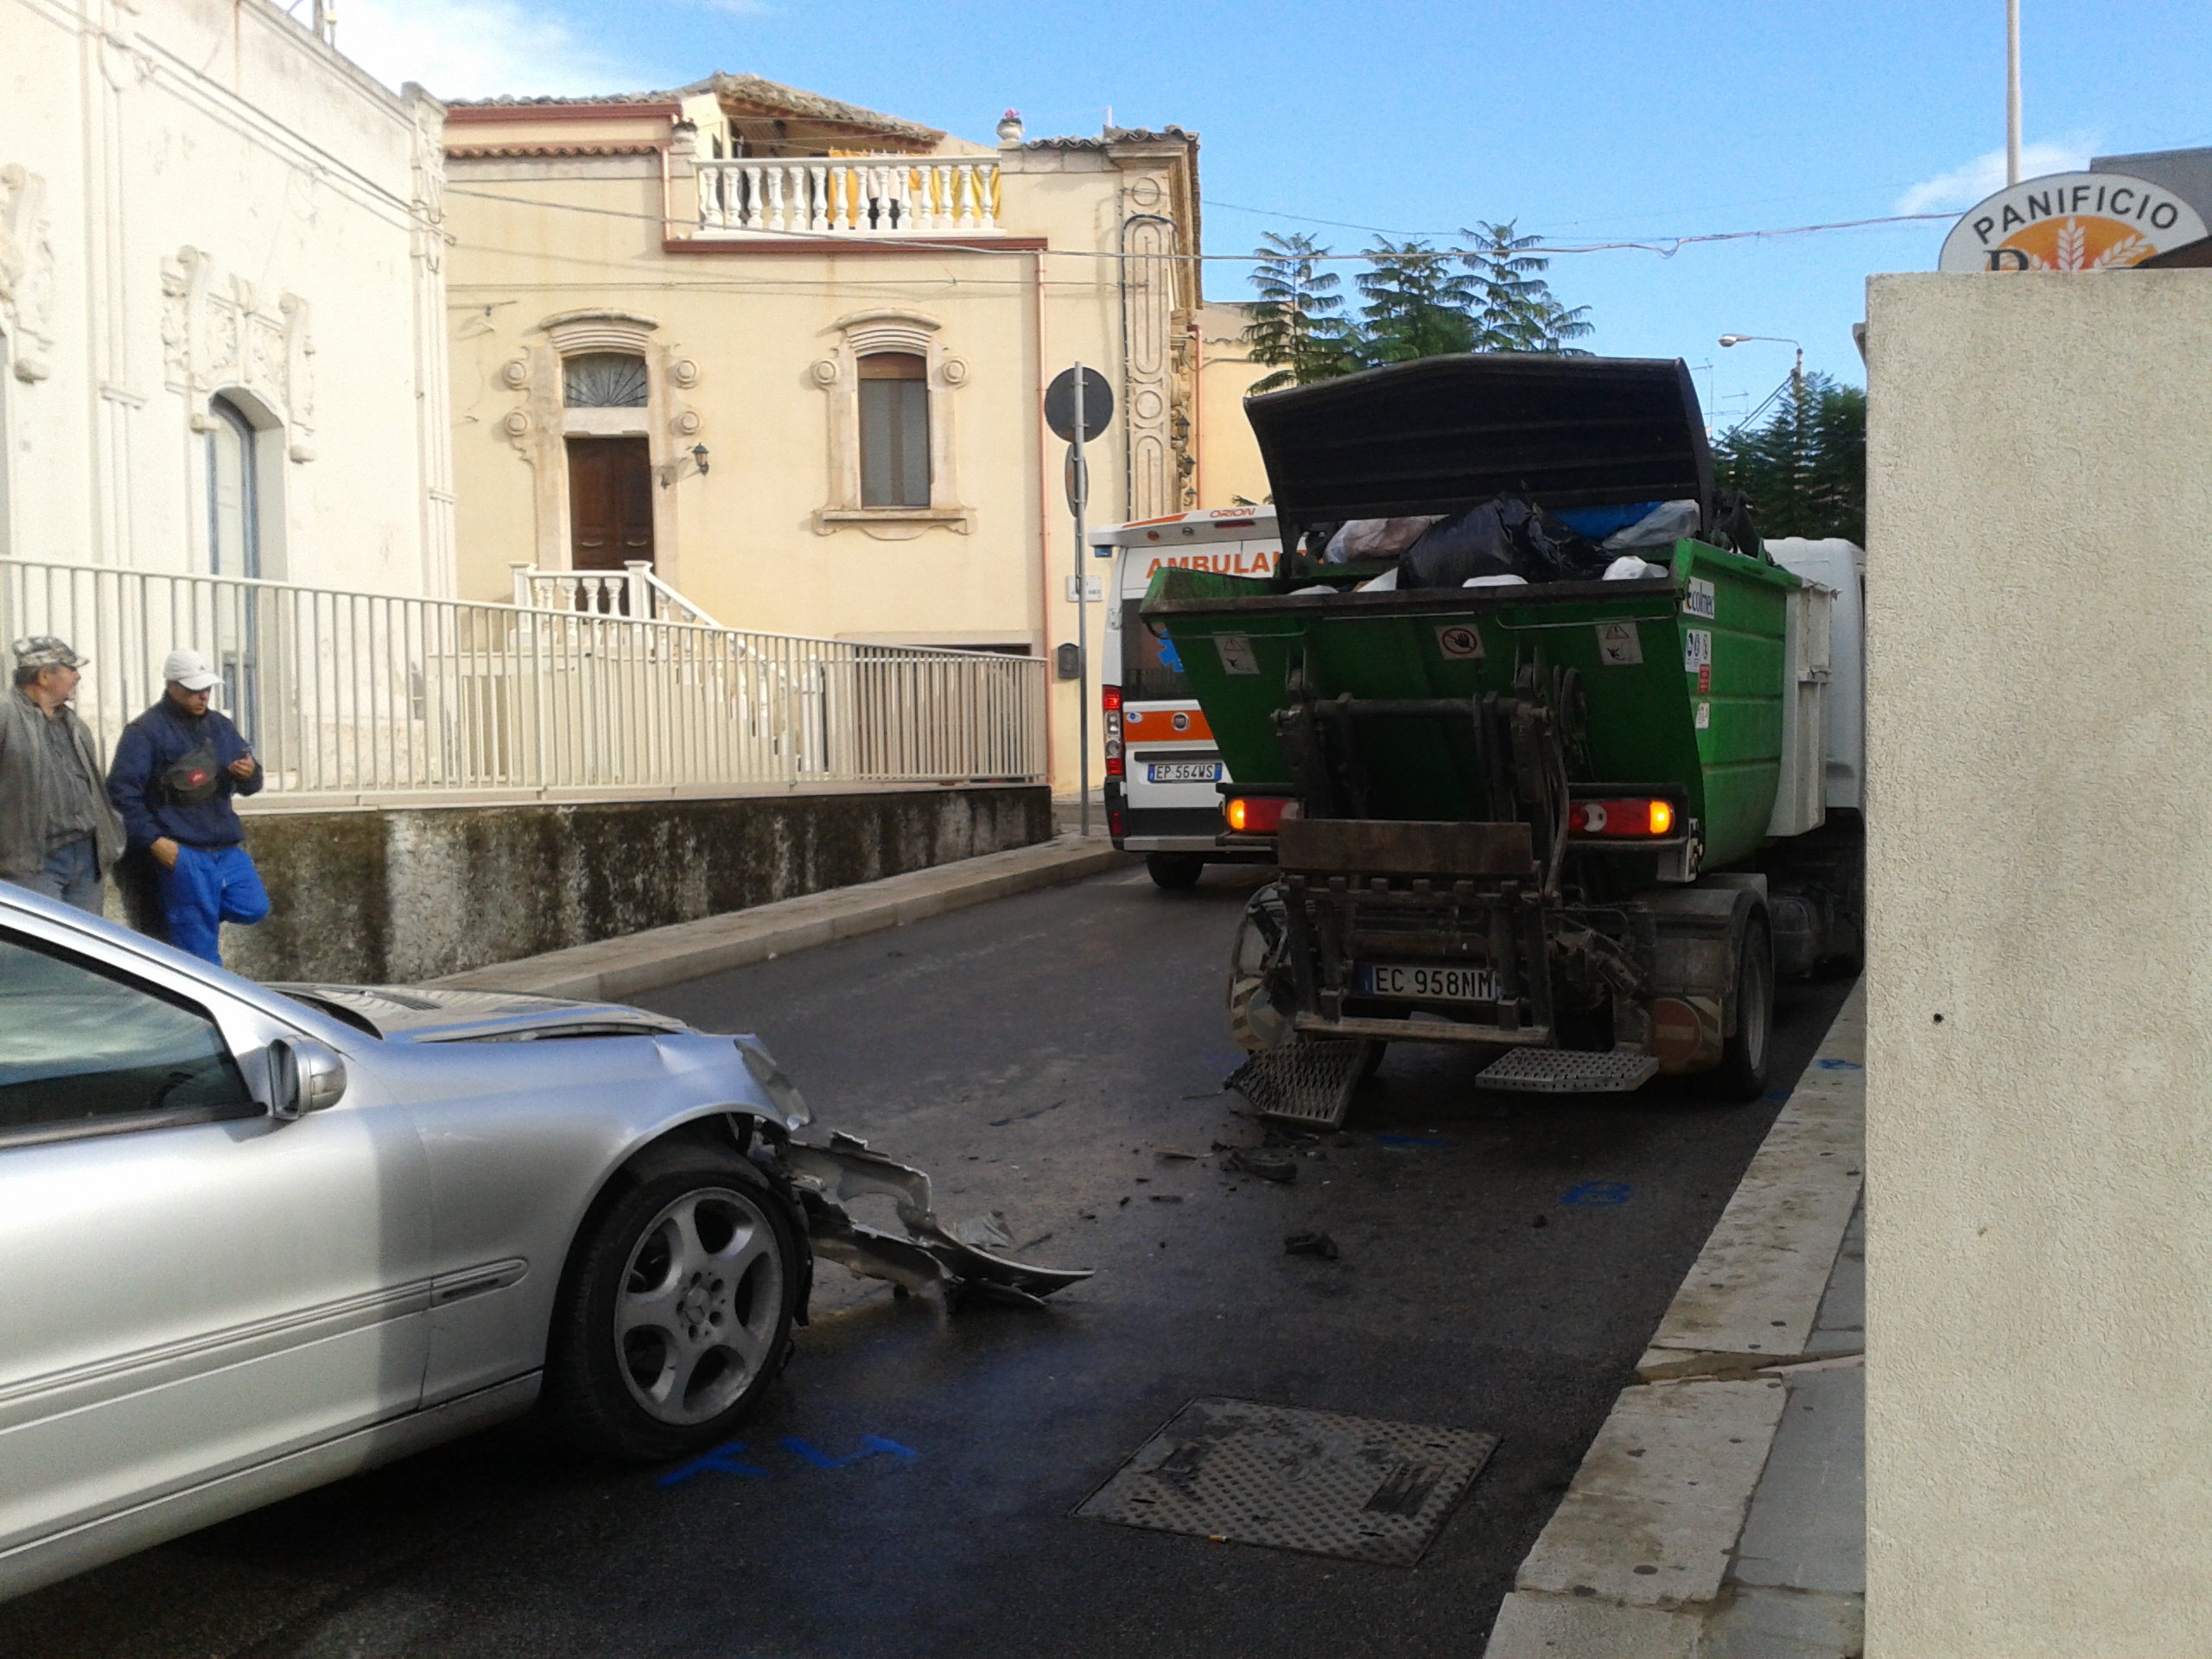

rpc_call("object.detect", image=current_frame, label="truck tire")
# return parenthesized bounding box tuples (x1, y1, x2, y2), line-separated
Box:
(1703, 912, 1774, 1103)
(1147, 853, 1205, 890)
(1229, 884, 1292, 1050)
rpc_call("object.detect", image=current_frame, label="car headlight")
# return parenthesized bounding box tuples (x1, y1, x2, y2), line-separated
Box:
(734, 1034, 812, 1129)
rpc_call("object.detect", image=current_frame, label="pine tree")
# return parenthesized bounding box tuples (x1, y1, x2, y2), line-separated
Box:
(1713, 372, 1866, 543)
(1461, 222, 1593, 354)
(1242, 232, 1359, 391)
(1355, 239, 1478, 363)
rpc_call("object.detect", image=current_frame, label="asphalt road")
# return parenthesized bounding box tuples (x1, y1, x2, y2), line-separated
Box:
(2, 864, 1854, 1659)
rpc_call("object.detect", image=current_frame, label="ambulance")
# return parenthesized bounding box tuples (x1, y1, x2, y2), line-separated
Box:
(1097, 508, 1286, 888)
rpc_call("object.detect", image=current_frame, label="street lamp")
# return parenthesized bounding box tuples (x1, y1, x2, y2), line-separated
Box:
(1719, 334, 1803, 391)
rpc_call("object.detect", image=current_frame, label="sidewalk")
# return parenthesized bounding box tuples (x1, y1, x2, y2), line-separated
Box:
(1484, 982, 1866, 1659)
(432, 832, 1133, 1001)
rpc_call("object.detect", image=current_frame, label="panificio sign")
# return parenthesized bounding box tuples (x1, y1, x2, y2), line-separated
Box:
(1938, 171, 2208, 272)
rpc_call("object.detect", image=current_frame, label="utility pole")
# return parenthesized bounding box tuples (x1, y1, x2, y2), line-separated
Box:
(1072, 362, 1090, 840)
(2005, 0, 2022, 185)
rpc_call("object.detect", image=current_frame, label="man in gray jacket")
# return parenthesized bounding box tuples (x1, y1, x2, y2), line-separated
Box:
(0, 636, 125, 913)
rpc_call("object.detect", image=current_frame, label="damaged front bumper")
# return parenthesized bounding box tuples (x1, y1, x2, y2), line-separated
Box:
(783, 1132, 1095, 1310)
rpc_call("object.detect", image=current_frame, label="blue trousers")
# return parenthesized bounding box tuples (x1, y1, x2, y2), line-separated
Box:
(156, 842, 270, 965)
(21, 836, 105, 914)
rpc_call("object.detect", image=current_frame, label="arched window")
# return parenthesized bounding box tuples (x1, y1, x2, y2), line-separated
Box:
(858, 352, 929, 507)
(206, 396, 260, 578)
(563, 353, 649, 409)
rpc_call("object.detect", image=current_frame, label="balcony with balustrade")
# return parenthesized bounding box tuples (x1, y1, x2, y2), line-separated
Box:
(689, 156, 1004, 241)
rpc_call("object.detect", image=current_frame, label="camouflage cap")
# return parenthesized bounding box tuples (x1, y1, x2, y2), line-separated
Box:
(11, 636, 86, 671)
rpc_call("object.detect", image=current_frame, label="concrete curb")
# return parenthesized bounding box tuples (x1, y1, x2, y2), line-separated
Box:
(1483, 982, 1866, 1659)
(430, 834, 1135, 1002)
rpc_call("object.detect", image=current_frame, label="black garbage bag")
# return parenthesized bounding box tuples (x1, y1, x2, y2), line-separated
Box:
(1398, 495, 1610, 589)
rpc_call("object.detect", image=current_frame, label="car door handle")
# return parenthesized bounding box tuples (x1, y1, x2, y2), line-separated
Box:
(429, 1259, 528, 1306)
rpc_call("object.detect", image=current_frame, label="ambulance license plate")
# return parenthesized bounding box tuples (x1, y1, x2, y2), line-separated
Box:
(1147, 760, 1222, 784)
(1357, 963, 1497, 1002)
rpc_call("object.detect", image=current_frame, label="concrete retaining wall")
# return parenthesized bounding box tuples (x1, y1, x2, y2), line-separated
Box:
(137, 785, 1049, 983)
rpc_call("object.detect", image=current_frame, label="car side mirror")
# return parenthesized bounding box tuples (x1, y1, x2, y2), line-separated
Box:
(269, 1037, 347, 1121)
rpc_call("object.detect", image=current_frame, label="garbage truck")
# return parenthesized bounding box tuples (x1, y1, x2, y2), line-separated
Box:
(1139, 354, 1863, 1124)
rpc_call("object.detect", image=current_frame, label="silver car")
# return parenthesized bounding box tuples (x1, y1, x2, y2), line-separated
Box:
(0, 885, 1084, 1604)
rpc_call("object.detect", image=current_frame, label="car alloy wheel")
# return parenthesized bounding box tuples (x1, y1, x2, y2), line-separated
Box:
(614, 1185, 785, 1427)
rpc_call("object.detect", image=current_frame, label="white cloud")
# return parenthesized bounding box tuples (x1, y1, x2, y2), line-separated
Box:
(337, 0, 652, 102)
(1896, 137, 2099, 215)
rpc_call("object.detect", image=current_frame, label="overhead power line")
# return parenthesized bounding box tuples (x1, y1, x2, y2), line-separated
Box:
(444, 185, 1958, 264)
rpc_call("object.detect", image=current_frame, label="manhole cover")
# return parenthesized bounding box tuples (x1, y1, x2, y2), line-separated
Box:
(1075, 1396, 1497, 1566)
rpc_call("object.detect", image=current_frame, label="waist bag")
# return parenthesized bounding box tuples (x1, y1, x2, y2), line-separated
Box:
(162, 744, 219, 806)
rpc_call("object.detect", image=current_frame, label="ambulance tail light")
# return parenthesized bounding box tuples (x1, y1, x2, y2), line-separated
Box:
(1224, 796, 1294, 836)
(1103, 684, 1123, 776)
(1568, 798, 1676, 838)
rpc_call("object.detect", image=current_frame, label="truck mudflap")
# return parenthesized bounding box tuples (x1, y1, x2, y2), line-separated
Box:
(784, 1134, 1095, 1310)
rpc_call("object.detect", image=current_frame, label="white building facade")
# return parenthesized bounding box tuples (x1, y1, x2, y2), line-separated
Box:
(0, 0, 453, 597)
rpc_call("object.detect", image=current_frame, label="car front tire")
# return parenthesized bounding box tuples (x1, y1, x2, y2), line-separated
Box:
(544, 1152, 799, 1463)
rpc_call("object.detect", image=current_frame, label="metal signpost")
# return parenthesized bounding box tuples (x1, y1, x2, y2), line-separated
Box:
(1045, 365, 1113, 838)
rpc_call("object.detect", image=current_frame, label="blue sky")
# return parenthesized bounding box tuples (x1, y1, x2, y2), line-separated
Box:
(346, 0, 2212, 428)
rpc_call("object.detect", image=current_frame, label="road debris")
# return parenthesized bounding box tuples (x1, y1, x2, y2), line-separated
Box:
(1285, 1230, 1340, 1260)
(1225, 1147, 1300, 1184)
(1149, 1193, 1185, 1204)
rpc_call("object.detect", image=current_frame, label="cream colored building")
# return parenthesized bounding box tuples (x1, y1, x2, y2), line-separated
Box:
(0, 0, 452, 597)
(442, 76, 1232, 791)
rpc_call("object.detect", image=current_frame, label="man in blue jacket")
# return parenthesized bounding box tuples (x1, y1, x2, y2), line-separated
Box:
(107, 649, 270, 965)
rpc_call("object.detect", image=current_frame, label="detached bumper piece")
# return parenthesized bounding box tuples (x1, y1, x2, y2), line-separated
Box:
(784, 1134, 1094, 1310)
(1475, 1048, 1659, 1095)
(1226, 1041, 1373, 1130)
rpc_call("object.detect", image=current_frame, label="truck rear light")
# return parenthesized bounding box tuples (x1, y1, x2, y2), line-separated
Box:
(1105, 736, 1123, 777)
(1569, 798, 1675, 837)
(1102, 685, 1122, 713)
(1225, 796, 1292, 835)
(1109, 810, 1125, 837)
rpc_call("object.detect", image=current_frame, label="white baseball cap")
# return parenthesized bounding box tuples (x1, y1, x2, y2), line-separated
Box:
(162, 648, 220, 692)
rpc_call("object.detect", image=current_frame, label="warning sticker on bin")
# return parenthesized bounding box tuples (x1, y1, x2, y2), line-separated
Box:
(1435, 623, 1484, 660)
(1683, 629, 1713, 671)
(1214, 633, 1260, 676)
(1595, 622, 1643, 666)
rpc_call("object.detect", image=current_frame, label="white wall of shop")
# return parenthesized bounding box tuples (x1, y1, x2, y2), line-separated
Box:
(0, 0, 451, 598)
(1863, 269, 2212, 1656)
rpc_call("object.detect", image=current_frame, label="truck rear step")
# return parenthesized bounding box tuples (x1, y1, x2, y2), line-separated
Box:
(1476, 1049, 1659, 1095)
(1226, 1042, 1373, 1130)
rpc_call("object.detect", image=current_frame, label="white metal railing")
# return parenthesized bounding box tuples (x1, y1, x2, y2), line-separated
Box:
(1, 558, 1046, 801)
(694, 156, 1001, 236)
(512, 561, 722, 629)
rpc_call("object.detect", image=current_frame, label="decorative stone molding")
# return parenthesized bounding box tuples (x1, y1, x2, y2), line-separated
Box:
(669, 356, 700, 389)
(501, 357, 531, 389)
(0, 163, 57, 380)
(158, 245, 315, 457)
(811, 309, 970, 539)
(539, 308, 658, 358)
(1120, 210, 1177, 519)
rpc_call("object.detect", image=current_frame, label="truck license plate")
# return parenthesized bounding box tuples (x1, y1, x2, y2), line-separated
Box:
(1357, 963, 1497, 1002)
(1147, 760, 1222, 784)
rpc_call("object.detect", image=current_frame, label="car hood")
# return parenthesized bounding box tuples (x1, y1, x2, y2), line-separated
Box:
(270, 982, 691, 1044)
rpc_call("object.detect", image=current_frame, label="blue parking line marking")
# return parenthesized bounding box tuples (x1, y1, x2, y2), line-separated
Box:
(783, 1435, 921, 1469)
(1561, 1180, 1633, 1206)
(658, 1441, 770, 1486)
(1815, 1058, 1863, 1071)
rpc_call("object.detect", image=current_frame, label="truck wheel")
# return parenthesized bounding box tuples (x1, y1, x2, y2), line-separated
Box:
(1704, 912, 1774, 1102)
(543, 1153, 799, 1463)
(1229, 883, 1292, 1050)
(1147, 853, 1205, 890)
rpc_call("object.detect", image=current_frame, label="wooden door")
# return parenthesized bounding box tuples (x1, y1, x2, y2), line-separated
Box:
(566, 436, 654, 570)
